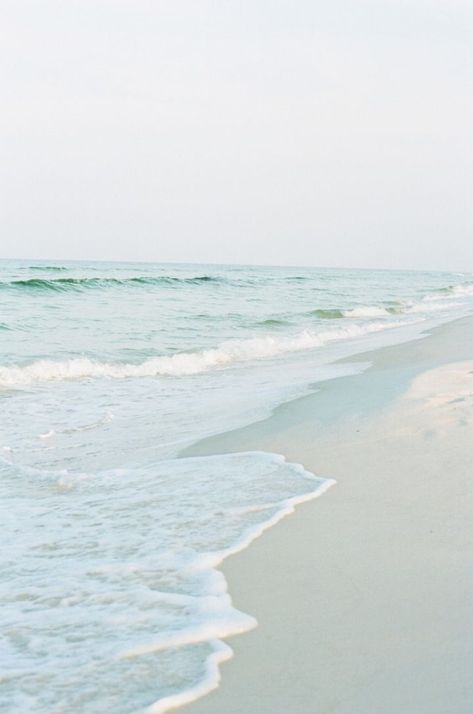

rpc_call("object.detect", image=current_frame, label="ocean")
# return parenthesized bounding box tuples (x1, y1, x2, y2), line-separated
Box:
(1, 260, 472, 713)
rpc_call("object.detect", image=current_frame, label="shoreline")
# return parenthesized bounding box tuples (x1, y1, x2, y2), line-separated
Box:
(184, 315, 473, 713)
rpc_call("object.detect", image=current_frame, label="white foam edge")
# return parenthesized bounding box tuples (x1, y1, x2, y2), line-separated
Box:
(119, 451, 335, 714)
(144, 640, 232, 714)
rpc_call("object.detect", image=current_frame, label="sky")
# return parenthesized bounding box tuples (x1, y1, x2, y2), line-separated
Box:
(1, 0, 472, 270)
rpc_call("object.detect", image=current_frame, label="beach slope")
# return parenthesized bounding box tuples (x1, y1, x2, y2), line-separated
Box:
(186, 317, 473, 714)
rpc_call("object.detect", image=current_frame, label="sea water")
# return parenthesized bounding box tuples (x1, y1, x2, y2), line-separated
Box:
(1, 261, 472, 713)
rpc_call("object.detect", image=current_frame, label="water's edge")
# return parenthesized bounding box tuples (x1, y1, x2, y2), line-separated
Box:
(145, 457, 335, 714)
(171, 314, 473, 714)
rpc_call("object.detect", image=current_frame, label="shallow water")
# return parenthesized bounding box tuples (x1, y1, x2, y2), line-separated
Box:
(1, 260, 472, 712)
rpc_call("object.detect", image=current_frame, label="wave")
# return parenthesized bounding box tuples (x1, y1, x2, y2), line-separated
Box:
(311, 292, 472, 321)
(0, 275, 222, 292)
(452, 282, 473, 297)
(311, 306, 393, 319)
(28, 265, 68, 272)
(310, 308, 345, 319)
(0, 320, 410, 386)
(430, 281, 473, 297)
(257, 318, 292, 326)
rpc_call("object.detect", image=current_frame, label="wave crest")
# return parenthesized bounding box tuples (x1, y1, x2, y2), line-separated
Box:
(0, 275, 221, 292)
(0, 321, 407, 386)
(310, 309, 345, 319)
(312, 306, 394, 319)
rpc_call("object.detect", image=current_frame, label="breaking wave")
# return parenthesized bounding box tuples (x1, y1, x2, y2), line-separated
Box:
(310, 308, 345, 319)
(311, 305, 397, 319)
(452, 282, 473, 297)
(310, 291, 472, 321)
(0, 320, 408, 386)
(431, 281, 473, 297)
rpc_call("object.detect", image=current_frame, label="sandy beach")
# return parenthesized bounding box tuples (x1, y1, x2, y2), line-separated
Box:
(4, 0, 473, 709)
(185, 316, 473, 714)
(5, 263, 473, 714)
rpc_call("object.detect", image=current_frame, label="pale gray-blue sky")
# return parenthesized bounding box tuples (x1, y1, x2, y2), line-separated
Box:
(1, 0, 472, 270)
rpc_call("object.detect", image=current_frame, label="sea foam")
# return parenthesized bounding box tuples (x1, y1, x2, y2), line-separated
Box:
(1, 452, 333, 713)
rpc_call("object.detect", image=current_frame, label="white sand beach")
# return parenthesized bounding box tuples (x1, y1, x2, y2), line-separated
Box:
(5, 264, 473, 714)
(4, 0, 473, 710)
(185, 316, 473, 714)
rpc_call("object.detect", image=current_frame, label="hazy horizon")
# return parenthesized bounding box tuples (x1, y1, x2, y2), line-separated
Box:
(1, 1, 472, 272)
(0, 256, 473, 275)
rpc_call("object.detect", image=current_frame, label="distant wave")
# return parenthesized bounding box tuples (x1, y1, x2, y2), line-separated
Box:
(310, 309, 345, 319)
(452, 282, 473, 297)
(311, 306, 392, 319)
(257, 318, 292, 326)
(431, 281, 473, 297)
(28, 265, 68, 272)
(310, 291, 471, 320)
(0, 275, 222, 292)
(0, 320, 409, 386)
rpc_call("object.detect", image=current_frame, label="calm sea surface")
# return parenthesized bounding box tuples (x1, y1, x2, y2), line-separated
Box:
(1, 260, 472, 713)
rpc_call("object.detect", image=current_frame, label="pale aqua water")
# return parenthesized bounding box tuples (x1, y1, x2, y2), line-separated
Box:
(1, 261, 472, 713)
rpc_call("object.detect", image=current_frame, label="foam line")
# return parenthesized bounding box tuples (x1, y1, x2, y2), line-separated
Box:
(133, 453, 336, 714)
(0, 320, 413, 385)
